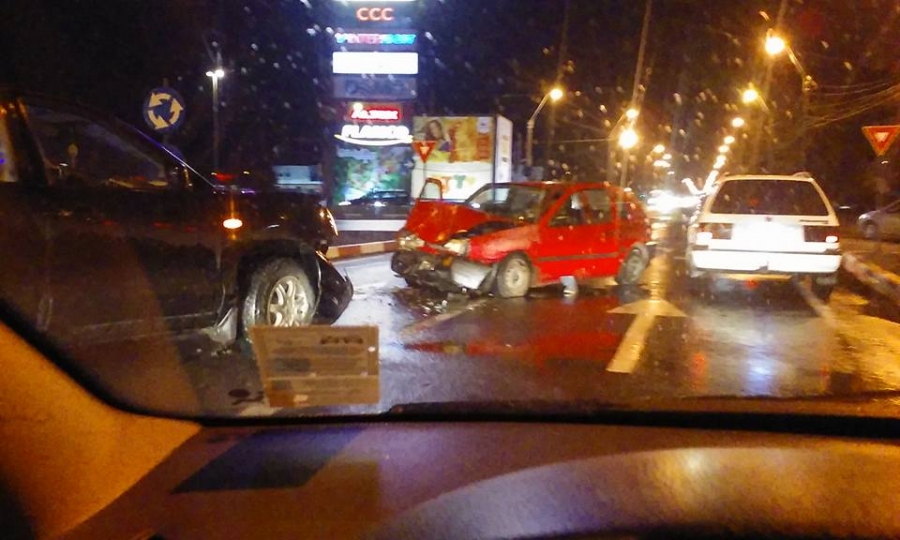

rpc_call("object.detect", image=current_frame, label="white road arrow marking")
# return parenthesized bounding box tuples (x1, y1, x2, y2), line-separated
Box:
(606, 298, 686, 374)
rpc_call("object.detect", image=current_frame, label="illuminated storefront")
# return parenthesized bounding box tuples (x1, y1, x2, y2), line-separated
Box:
(327, 1, 419, 205)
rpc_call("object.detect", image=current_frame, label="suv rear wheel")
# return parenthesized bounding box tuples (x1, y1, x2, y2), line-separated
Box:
(242, 258, 316, 332)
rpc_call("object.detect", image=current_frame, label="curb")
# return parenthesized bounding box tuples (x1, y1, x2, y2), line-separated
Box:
(842, 252, 900, 306)
(327, 240, 398, 260)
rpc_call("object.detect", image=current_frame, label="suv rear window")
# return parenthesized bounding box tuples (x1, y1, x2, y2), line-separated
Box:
(709, 179, 829, 216)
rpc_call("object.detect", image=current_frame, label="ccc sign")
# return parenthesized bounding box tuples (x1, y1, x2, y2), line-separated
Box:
(356, 7, 395, 21)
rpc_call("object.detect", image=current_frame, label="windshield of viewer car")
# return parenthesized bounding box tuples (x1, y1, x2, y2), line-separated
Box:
(2, 1, 900, 421)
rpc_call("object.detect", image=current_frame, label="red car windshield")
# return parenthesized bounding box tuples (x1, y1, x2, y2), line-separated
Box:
(465, 185, 554, 224)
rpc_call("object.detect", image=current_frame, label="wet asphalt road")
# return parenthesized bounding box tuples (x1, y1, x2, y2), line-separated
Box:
(69, 223, 900, 417)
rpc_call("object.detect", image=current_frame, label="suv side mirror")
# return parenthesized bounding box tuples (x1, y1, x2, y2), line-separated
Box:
(50, 164, 90, 189)
(168, 165, 194, 191)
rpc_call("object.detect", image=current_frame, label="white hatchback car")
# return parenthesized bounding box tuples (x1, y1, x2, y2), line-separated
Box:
(687, 174, 841, 300)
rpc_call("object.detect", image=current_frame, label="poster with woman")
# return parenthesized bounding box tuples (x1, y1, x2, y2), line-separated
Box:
(412, 116, 498, 200)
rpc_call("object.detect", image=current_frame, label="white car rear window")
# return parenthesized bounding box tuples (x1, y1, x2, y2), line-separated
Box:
(710, 180, 829, 216)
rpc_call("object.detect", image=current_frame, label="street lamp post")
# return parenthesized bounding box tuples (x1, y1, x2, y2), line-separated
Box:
(765, 30, 816, 169)
(526, 87, 564, 168)
(206, 67, 225, 172)
(617, 126, 639, 189)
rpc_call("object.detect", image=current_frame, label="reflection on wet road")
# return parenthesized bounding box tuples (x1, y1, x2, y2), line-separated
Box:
(66, 224, 900, 416)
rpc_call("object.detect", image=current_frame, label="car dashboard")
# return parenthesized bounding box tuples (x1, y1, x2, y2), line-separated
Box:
(61, 417, 900, 540)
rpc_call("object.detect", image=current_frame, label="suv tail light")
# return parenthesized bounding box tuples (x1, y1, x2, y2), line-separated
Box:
(697, 223, 733, 244)
(804, 225, 839, 244)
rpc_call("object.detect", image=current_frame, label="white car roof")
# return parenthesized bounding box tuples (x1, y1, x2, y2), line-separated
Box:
(717, 174, 818, 183)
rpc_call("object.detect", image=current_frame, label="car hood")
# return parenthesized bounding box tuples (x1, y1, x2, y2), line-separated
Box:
(211, 189, 334, 239)
(404, 200, 514, 244)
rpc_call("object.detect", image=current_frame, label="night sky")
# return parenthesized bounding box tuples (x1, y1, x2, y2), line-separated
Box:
(2, 0, 898, 203)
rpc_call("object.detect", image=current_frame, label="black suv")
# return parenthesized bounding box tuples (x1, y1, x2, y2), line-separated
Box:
(0, 91, 352, 347)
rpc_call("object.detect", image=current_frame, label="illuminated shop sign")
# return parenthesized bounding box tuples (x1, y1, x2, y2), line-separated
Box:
(337, 124, 412, 147)
(332, 52, 418, 75)
(333, 75, 417, 100)
(334, 32, 417, 46)
(331, 1, 414, 29)
(356, 7, 396, 22)
(346, 103, 403, 122)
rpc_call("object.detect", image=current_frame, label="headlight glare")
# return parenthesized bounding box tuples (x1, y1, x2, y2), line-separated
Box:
(444, 238, 470, 256)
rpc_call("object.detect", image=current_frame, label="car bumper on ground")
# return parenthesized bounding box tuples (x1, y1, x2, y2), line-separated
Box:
(392, 250, 495, 292)
(313, 253, 354, 323)
(690, 248, 841, 275)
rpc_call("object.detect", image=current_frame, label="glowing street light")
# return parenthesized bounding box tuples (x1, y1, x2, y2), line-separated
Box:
(618, 127, 639, 150)
(724, 135, 736, 145)
(625, 108, 640, 121)
(663, 153, 672, 161)
(765, 31, 787, 57)
(652, 144, 666, 154)
(731, 117, 746, 129)
(526, 86, 565, 166)
(718, 145, 730, 153)
(742, 87, 760, 104)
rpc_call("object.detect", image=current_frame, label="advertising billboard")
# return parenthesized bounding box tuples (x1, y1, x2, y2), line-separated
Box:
(495, 115, 514, 184)
(333, 143, 414, 203)
(344, 102, 404, 122)
(332, 51, 419, 75)
(334, 31, 417, 51)
(411, 116, 496, 200)
(333, 75, 417, 100)
(331, 2, 417, 29)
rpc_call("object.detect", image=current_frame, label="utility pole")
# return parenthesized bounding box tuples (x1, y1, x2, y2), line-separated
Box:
(620, 0, 653, 191)
(749, 0, 789, 171)
(546, 0, 572, 165)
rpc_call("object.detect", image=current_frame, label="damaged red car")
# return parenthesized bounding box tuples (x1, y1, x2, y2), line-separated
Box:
(391, 180, 655, 297)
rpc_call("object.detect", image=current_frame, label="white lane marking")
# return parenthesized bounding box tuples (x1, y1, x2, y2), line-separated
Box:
(400, 299, 488, 337)
(606, 299, 687, 374)
(793, 280, 839, 330)
(606, 312, 657, 374)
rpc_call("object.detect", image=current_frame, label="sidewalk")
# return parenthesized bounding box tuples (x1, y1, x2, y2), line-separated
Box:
(841, 238, 900, 306)
(327, 223, 400, 260)
(326, 240, 398, 260)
